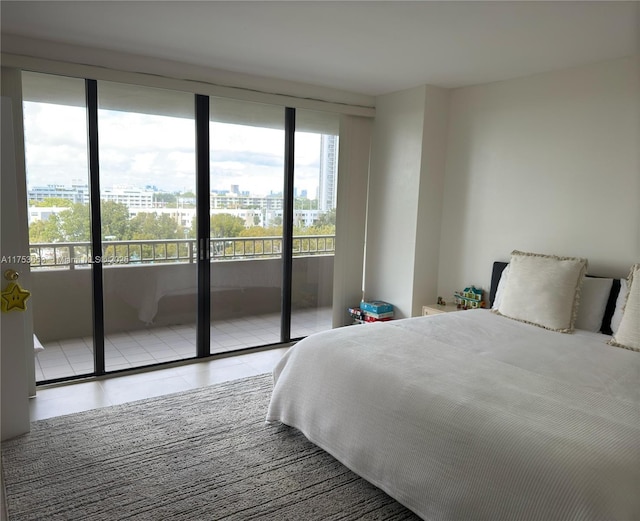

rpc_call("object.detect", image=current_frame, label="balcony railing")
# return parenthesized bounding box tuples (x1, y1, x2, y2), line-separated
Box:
(28, 235, 336, 269)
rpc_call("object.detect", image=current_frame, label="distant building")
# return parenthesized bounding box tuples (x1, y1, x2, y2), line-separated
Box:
(128, 207, 196, 229)
(269, 209, 323, 228)
(28, 184, 155, 208)
(28, 184, 89, 204)
(28, 206, 69, 225)
(209, 193, 283, 211)
(101, 186, 154, 208)
(318, 135, 338, 212)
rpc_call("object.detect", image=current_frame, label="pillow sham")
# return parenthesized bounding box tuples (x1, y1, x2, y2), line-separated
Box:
(609, 264, 640, 352)
(496, 250, 587, 332)
(574, 277, 614, 332)
(610, 279, 628, 335)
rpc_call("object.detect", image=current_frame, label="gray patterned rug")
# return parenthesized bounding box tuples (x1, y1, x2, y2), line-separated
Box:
(2, 373, 419, 520)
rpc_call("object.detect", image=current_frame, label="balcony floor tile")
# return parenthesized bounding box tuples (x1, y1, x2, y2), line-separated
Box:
(35, 308, 331, 384)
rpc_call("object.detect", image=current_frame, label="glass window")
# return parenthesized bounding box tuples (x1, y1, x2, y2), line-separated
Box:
(22, 71, 93, 382)
(98, 81, 197, 370)
(209, 97, 285, 352)
(22, 71, 343, 383)
(290, 109, 339, 338)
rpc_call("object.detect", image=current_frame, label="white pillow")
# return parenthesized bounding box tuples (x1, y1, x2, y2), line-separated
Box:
(610, 279, 628, 335)
(609, 264, 640, 352)
(491, 264, 510, 310)
(574, 277, 613, 332)
(496, 250, 587, 333)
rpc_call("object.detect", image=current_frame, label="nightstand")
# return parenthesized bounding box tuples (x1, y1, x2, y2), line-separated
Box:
(422, 303, 461, 316)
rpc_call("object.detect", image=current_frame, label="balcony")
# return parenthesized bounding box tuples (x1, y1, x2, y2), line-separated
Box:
(30, 236, 335, 382)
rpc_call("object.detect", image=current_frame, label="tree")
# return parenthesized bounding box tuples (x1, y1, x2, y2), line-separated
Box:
(101, 201, 131, 240)
(58, 203, 91, 241)
(129, 212, 183, 240)
(29, 215, 63, 243)
(210, 213, 245, 238)
(157, 214, 180, 238)
(315, 208, 336, 227)
(239, 226, 271, 238)
(30, 201, 133, 243)
(33, 197, 73, 207)
(188, 217, 198, 239)
(130, 212, 160, 240)
(153, 193, 177, 207)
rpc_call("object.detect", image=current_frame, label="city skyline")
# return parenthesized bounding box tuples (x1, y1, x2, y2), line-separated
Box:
(27, 181, 315, 199)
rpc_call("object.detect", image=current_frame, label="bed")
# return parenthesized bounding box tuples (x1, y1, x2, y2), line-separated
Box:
(266, 254, 640, 521)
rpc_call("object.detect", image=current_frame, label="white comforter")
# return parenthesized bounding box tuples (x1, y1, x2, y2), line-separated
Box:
(266, 310, 640, 521)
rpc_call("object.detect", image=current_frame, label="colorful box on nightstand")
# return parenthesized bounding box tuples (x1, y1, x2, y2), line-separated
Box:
(360, 300, 394, 314)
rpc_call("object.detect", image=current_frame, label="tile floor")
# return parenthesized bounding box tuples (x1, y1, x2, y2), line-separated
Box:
(35, 308, 332, 381)
(30, 347, 289, 421)
(31, 307, 333, 421)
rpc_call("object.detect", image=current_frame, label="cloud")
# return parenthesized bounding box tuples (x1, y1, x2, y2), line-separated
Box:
(23, 101, 327, 198)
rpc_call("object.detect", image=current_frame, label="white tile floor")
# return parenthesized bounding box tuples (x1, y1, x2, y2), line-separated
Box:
(35, 308, 332, 381)
(30, 347, 290, 421)
(31, 307, 333, 421)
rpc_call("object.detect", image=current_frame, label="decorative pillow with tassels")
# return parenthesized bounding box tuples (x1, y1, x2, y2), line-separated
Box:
(609, 264, 640, 352)
(494, 250, 587, 333)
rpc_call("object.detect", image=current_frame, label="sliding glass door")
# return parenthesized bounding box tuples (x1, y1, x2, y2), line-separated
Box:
(208, 98, 285, 352)
(291, 110, 340, 339)
(97, 81, 197, 370)
(22, 71, 341, 384)
(22, 72, 94, 382)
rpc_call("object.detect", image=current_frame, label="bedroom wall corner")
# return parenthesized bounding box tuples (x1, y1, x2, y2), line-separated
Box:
(413, 86, 450, 316)
(365, 85, 450, 318)
(364, 86, 427, 317)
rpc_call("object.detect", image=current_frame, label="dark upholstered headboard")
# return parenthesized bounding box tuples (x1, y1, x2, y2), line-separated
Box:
(489, 262, 508, 308)
(489, 260, 621, 334)
(600, 278, 621, 335)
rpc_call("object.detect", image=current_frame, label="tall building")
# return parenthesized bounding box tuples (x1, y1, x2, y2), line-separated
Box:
(318, 135, 338, 212)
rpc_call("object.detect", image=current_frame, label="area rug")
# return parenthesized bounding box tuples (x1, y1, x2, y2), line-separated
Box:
(2, 373, 419, 520)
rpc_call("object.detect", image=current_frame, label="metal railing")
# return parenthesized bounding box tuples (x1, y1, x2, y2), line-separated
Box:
(28, 235, 335, 269)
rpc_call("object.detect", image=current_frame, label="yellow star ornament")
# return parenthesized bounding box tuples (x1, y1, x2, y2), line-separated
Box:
(1, 282, 31, 312)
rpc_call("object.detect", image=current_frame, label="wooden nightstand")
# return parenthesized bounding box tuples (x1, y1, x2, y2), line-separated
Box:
(422, 303, 461, 316)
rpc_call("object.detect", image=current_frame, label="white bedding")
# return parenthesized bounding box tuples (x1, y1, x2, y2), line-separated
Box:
(266, 310, 640, 521)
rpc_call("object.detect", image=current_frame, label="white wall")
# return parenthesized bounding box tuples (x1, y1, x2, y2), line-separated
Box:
(365, 86, 426, 317)
(1, 95, 31, 440)
(438, 56, 640, 301)
(365, 85, 449, 317)
(413, 86, 450, 315)
(333, 115, 372, 326)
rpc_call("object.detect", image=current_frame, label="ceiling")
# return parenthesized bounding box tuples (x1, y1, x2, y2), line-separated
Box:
(1, 1, 638, 96)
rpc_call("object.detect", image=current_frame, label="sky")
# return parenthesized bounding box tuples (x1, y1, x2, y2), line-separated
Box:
(23, 102, 323, 198)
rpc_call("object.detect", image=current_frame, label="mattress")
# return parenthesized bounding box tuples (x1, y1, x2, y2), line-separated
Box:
(266, 310, 640, 520)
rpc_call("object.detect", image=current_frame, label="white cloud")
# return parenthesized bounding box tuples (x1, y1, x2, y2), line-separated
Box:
(24, 101, 326, 197)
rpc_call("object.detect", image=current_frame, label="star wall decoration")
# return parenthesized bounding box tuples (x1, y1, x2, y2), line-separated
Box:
(1, 282, 31, 312)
